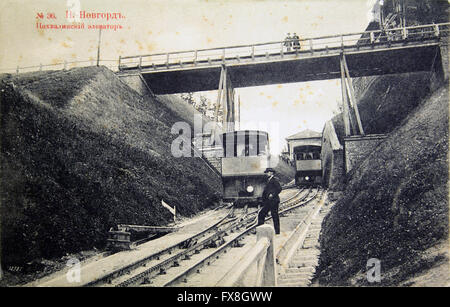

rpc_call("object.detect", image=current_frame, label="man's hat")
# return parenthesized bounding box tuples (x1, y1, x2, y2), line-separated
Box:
(264, 168, 276, 174)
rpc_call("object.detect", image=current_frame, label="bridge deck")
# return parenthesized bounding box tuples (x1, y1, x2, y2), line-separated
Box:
(117, 23, 448, 94)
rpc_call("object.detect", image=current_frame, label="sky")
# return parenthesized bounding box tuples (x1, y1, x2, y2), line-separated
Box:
(0, 0, 376, 154)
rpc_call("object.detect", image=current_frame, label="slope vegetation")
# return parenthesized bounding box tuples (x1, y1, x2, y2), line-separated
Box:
(316, 80, 448, 286)
(0, 67, 222, 267)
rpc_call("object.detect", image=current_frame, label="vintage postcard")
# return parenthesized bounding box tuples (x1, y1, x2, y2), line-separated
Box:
(0, 0, 448, 294)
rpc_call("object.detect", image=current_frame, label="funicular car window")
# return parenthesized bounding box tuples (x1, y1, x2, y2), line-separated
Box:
(257, 134, 269, 156)
(294, 145, 321, 160)
(222, 131, 269, 157)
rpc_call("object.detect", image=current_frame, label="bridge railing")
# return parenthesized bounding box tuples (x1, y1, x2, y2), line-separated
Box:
(216, 224, 276, 287)
(118, 22, 450, 71)
(0, 59, 119, 75)
(3, 23, 447, 75)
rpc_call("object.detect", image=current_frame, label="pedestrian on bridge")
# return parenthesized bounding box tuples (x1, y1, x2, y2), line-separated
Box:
(292, 33, 301, 51)
(257, 168, 282, 235)
(284, 33, 293, 52)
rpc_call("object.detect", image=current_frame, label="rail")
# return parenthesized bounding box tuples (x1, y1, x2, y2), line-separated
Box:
(217, 224, 276, 287)
(118, 22, 450, 71)
(276, 191, 324, 268)
(85, 205, 235, 287)
(161, 188, 311, 287)
(214, 189, 319, 287)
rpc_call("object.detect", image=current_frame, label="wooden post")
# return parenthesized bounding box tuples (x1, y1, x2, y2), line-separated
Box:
(256, 225, 276, 287)
(214, 66, 225, 122)
(166, 53, 170, 68)
(16, 66, 19, 74)
(251, 45, 255, 61)
(96, 28, 102, 66)
(309, 39, 313, 54)
(212, 66, 225, 144)
(236, 95, 241, 131)
(342, 54, 365, 136)
(340, 56, 351, 137)
(138, 56, 142, 69)
(434, 24, 440, 37)
(228, 83, 235, 132)
(194, 50, 198, 65)
(222, 66, 228, 131)
(228, 86, 234, 132)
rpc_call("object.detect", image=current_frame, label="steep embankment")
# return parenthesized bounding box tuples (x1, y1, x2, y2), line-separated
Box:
(316, 80, 449, 286)
(158, 94, 209, 129)
(0, 67, 222, 268)
(332, 72, 434, 143)
(274, 158, 296, 185)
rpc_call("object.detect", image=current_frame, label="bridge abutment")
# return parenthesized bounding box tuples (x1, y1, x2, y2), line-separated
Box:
(117, 74, 154, 97)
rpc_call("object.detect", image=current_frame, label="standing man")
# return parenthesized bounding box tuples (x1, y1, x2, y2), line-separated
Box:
(292, 33, 301, 51)
(257, 168, 283, 234)
(284, 33, 292, 52)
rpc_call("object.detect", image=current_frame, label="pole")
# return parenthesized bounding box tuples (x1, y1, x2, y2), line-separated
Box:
(211, 66, 225, 145)
(342, 55, 365, 136)
(237, 95, 241, 131)
(340, 56, 351, 137)
(379, 0, 384, 29)
(96, 28, 102, 66)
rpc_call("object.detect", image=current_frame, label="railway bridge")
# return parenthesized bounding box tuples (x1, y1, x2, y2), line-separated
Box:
(117, 23, 448, 137)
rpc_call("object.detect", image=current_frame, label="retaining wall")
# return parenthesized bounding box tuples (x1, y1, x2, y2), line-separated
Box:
(344, 134, 387, 173)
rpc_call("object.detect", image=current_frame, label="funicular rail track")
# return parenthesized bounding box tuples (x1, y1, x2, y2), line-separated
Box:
(114, 188, 313, 287)
(85, 187, 312, 287)
(161, 188, 322, 287)
(85, 204, 236, 286)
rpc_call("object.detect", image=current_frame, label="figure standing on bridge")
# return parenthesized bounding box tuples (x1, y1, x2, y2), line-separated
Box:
(284, 33, 293, 52)
(292, 33, 301, 51)
(257, 168, 282, 235)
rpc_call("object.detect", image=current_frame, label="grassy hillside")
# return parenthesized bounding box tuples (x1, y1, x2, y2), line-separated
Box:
(316, 81, 448, 286)
(274, 158, 296, 185)
(157, 94, 209, 129)
(0, 66, 222, 268)
(332, 72, 434, 143)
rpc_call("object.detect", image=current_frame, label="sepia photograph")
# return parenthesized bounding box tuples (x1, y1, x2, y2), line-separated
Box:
(0, 0, 448, 295)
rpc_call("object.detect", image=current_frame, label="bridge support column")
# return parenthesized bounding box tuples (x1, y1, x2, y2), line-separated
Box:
(340, 53, 365, 137)
(213, 65, 237, 134)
